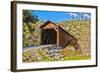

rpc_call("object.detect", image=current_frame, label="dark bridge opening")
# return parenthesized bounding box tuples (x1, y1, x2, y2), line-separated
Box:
(41, 28, 57, 45)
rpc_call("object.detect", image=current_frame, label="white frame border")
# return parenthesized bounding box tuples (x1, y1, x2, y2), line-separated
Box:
(15, 3, 97, 70)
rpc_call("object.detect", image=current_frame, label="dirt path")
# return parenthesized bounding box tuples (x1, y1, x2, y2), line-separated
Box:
(23, 44, 56, 52)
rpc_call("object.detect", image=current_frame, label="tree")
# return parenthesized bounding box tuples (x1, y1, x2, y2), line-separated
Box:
(23, 10, 39, 47)
(23, 10, 38, 24)
(23, 10, 38, 33)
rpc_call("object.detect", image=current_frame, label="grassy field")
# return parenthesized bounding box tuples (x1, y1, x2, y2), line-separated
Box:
(64, 56, 90, 60)
(23, 47, 91, 62)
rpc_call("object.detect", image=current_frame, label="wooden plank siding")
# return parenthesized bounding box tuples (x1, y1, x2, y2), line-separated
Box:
(39, 21, 80, 50)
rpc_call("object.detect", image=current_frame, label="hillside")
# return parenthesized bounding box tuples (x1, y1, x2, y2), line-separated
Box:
(59, 20, 91, 54)
(23, 20, 91, 62)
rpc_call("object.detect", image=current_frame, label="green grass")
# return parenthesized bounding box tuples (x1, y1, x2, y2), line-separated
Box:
(64, 55, 91, 60)
(23, 50, 91, 62)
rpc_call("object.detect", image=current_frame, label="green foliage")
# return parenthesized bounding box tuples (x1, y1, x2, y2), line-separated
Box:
(23, 48, 90, 62)
(59, 20, 91, 52)
(23, 10, 38, 24)
(23, 22, 41, 47)
(23, 10, 42, 47)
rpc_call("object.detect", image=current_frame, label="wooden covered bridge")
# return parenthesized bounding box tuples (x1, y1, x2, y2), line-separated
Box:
(39, 21, 80, 50)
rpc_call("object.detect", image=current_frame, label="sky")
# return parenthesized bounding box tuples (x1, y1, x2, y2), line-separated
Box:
(32, 10, 91, 22)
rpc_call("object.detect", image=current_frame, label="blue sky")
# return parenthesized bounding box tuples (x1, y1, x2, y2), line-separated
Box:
(32, 10, 91, 22)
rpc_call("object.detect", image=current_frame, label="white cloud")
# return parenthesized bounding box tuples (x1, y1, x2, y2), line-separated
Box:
(83, 14, 91, 18)
(69, 13, 77, 17)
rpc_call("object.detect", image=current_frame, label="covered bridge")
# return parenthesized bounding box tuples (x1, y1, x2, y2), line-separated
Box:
(39, 21, 80, 50)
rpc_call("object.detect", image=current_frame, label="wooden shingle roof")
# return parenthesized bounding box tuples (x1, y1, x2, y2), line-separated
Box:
(39, 21, 58, 28)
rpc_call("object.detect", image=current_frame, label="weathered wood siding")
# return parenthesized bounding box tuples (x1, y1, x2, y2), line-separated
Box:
(39, 21, 79, 50)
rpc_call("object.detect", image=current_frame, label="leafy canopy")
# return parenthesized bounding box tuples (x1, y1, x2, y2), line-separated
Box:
(23, 10, 38, 24)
